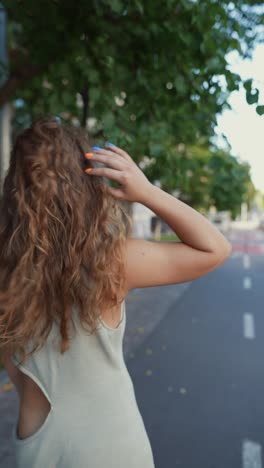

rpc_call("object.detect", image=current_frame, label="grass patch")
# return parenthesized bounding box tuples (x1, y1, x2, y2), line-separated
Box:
(146, 233, 180, 242)
(159, 233, 180, 242)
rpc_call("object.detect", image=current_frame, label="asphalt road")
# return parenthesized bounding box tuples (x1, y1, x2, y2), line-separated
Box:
(126, 228, 264, 468)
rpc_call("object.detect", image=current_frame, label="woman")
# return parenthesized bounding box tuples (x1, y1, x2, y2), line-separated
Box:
(0, 117, 231, 468)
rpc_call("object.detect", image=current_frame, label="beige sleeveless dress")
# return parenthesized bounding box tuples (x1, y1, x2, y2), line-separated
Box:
(11, 300, 155, 468)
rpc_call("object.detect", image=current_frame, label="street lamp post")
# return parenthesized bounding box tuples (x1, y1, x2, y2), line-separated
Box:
(0, 2, 10, 194)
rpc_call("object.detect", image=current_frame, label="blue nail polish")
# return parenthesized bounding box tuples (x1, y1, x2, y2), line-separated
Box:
(92, 146, 101, 150)
(106, 142, 114, 146)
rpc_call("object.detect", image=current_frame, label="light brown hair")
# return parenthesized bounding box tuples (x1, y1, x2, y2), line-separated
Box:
(0, 116, 132, 365)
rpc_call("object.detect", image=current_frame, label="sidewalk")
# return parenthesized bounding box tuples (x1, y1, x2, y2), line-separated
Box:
(123, 281, 191, 359)
(0, 281, 191, 468)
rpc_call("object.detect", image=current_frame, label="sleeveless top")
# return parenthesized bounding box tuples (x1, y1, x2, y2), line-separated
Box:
(11, 300, 155, 468)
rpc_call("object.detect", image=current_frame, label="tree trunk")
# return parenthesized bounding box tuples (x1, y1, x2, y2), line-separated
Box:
(121, 200, 134, 236)
(154, 218, 161, 241)
(80, 85, 89, 128)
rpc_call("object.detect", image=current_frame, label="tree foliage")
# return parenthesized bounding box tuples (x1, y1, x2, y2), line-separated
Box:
(2, 1, 263, 143)
(0, 0, 262, 212)
(144, 142, 256, 218)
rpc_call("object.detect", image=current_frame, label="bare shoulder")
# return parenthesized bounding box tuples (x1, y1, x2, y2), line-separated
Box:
(123, 237, 230, 292)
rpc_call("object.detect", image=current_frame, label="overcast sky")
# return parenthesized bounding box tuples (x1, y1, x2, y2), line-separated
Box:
(216, 43, 264, 194)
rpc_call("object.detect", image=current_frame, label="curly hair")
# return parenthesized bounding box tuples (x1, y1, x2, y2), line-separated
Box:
(0, 116, 132, 366)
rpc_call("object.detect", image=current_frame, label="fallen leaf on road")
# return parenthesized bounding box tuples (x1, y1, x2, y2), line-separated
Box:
(0, 382, 14, 393)
(145, 369, 153, 376)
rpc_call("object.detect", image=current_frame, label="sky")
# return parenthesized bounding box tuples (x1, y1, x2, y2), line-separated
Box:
(215, 43, 264, 194)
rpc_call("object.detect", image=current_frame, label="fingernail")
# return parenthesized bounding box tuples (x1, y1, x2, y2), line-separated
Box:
(85, 168, 92, 173)
(106, 142, 114, 146)
(85, 152, 93, 158)
(92, 146, 101, 150)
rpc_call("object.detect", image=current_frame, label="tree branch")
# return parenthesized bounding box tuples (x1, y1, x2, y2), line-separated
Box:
(0, 47, 59, 108)
(80, 85, 89, 128)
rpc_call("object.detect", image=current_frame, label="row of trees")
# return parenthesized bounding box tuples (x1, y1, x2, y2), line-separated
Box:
(144, 144, 255, 219)
(1, 0, 264, 215)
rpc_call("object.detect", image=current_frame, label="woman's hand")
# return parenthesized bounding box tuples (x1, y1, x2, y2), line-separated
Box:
(84, 143, 153, 203)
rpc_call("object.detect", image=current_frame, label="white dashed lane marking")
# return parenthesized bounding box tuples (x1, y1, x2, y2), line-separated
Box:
(242, 439, 262, 468)
(243, 277, 252, 289)
(243, 314, 255, 339)
(243, 254, 251, 269)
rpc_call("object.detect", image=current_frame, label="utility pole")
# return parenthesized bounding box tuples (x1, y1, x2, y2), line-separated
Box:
(0, 3, 11, 194)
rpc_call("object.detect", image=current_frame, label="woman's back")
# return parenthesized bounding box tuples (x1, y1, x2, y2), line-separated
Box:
(10, 300, 156, 468)
(1, 120, 231, 468)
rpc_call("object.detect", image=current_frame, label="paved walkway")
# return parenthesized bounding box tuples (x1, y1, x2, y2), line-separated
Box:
(0, 281, 191, 468)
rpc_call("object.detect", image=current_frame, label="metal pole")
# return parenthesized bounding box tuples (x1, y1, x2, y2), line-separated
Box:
(0, 3, 10, 195)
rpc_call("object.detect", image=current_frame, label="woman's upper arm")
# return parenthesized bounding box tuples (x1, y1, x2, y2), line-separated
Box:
(123, 238, 230, 291)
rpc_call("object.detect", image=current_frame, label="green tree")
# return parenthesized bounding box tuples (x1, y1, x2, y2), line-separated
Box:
(1, 0, 263, 156)
(254, 190, 264, 211)
(208, 150, 255, 219)
(143, 141, 255, 217)
(0, 0, 261, 213)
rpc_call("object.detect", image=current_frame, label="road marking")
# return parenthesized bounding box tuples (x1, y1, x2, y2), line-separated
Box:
(244, 277, 252, 289)
(242, 439, 262, 468)
(230, 251, 243, 258)
(232, 245, 264, 255)
(243, 254, 251, 269)
(243, 314, 255, 339)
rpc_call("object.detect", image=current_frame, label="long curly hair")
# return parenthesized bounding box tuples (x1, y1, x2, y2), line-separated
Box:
(0, 116, 132, 366)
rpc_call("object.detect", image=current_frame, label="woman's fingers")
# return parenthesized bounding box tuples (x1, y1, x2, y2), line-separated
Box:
(87, 150, 128, 171)
(105, 185, 125, 199)
(86, 143, 152, 203)
(104, 143, 132, 162)
(85, 166, 123, 183)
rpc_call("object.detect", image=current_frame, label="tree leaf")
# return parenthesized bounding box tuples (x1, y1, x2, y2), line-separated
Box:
(256, 105, 264, 116)
(246, 89, 259, 105)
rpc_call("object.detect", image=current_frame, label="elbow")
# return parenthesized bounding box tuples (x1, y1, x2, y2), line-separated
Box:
(214, 242, 232, 264)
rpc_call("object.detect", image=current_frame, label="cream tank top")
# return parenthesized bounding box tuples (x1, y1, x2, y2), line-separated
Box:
(11, 300, 155, 468)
